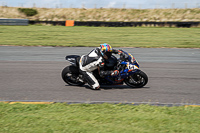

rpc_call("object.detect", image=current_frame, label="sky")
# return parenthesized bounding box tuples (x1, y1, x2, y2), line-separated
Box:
(1, 0, 200, 9)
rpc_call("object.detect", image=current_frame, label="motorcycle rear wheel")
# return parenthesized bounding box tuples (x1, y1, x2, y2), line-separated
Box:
(125, 70, 148, 88)
(62, 66, 85, 86)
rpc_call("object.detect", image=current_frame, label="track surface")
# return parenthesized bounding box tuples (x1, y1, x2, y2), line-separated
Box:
(0, 46, 200, 104)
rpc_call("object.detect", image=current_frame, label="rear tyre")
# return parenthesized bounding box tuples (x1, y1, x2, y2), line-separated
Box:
(61, 66, 85, 86)
(125, 70, 148, 88)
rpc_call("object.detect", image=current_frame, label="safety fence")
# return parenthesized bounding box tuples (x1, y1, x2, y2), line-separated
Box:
(0, 18, 29, 25)
(29, 20, 200, 28)
(0, 19, 199, 27)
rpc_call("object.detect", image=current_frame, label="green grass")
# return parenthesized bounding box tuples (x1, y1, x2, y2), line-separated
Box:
(0, 26, 200, 48)
(0, 103, 200, 133)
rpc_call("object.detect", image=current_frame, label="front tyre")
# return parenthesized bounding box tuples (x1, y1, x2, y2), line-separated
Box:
(125, 70, 148, 88)
(62, 66, 85, 86)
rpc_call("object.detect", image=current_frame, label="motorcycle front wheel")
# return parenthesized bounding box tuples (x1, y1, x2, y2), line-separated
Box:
(124, 70, 148, 88)
(62, 66, 85, 86)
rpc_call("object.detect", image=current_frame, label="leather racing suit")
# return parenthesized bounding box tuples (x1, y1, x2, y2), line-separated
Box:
(79, 47, 118, 89)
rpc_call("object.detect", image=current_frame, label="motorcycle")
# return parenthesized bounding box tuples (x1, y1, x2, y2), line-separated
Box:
(61, 50, 148, 88)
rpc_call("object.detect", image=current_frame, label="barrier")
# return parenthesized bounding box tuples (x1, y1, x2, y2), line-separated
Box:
(0, 18, 29, 25)
(74, 21, 200, 27)
(29, 20, 65, 26)
(28, 20, 200, 27)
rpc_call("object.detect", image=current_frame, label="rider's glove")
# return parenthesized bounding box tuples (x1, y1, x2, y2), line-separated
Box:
(111, 70, 119, 76)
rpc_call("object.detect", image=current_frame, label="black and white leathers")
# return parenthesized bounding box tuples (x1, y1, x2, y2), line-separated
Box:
(79, 47, 119, 89)
(79, 47, 104, 89)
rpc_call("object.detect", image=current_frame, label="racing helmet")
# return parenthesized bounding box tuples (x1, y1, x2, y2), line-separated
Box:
(100, 43, 113, 59)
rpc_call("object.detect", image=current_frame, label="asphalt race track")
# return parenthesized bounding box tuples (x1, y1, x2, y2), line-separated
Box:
(0, 46, 200, 105)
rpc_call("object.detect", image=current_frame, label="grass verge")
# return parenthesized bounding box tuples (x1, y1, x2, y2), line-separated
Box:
(0, 103, 200, 133)
(0, 26, 200, 48)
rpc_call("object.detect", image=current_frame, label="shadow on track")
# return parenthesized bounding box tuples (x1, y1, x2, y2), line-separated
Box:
(65, 84, 150, 90)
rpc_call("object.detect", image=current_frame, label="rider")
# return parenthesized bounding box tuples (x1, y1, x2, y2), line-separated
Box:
(79, 43, 123, 90)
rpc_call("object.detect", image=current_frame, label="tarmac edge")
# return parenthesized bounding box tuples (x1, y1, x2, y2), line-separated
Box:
(1, 100, 200, 107)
